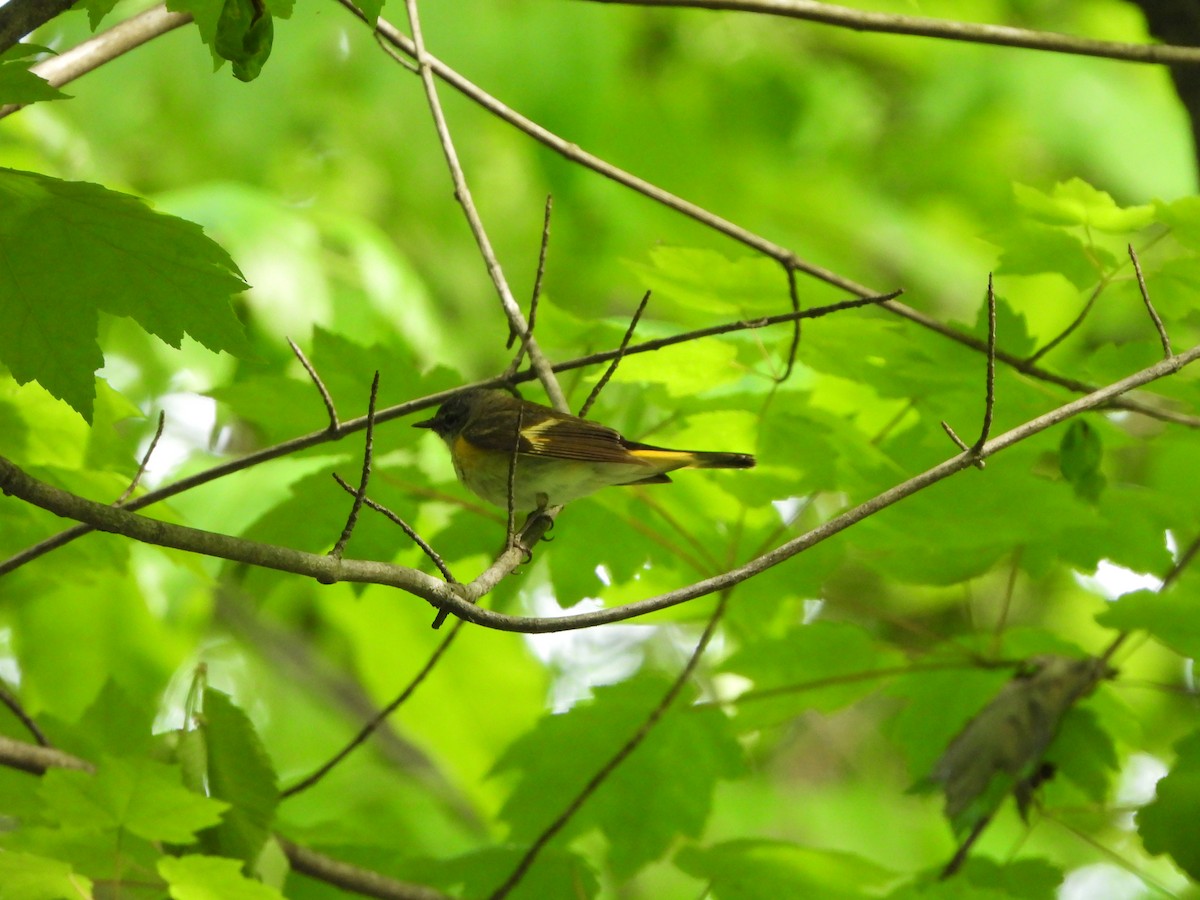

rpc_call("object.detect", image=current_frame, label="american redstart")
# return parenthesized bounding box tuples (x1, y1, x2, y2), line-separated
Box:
(413, 388, 755, 510)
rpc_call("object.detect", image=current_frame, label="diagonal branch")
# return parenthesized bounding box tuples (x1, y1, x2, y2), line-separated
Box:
(3, 342, 1198, 634)
(348, 2, 1200, 430)
(402, 0, 567, 412)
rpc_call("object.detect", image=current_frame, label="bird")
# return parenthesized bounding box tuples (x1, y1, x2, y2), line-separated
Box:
(413, 388, 755, 510)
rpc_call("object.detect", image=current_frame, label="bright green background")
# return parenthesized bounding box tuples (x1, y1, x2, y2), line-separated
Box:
(2, 1, 1200, 898)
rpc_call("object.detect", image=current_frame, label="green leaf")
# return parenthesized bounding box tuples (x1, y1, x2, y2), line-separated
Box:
(1139, 728, 1200, 881)
(158, 855, 285, 900)
(1013, 180, 1153, 232)
(215, 0, 273, 82)
(0, 169, 249, 421)
(676, 840, 894, 900)
(40, 756, 228, 843)
(1154, 196, 1200, 252)
(0, 45, 67, 105)
(493, 676, 745, 876)
(0, 851, 93, 900)
(625, 247, 791, 318)
(1059, 420, 1105, 503)
(194, 688, 279, 865)
(354, 0, 385, 24)
(79, 0, 122, 29)
(1096, 587, 1200, 659)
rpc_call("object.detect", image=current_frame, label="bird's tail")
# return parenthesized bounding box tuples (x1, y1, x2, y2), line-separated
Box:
(684, 450, 756, 469)
(628, 445, 756, 469)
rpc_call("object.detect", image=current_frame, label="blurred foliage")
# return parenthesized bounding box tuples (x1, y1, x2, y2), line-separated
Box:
(1, 0, 1200, 898)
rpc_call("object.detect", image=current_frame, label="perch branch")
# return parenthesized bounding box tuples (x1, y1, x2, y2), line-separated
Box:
(3, 342, 1198, 633)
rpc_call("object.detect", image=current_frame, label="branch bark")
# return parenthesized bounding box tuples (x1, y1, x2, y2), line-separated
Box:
(4, 342, 1197, 634)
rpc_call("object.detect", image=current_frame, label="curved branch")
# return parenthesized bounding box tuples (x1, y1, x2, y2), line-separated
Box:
(348, 1, 1200, 430)
(4, 343, 1198, 634)
(582, 0, 1200, 66)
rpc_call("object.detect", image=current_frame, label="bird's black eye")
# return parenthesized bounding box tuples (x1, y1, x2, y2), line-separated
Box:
(438, 397, 469, 431)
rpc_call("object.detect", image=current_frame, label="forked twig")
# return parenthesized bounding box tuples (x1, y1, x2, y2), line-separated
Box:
(329, 372, 380, 560)
(289, 337, 340, 430)
(1129, 245, 1173, 359)
(505, 196, 553, 377)
(331, 473, 454, 581)
(578, 291, 650, 418)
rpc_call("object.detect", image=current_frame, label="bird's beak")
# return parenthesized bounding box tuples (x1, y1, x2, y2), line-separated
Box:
(412, 416, 437, 429)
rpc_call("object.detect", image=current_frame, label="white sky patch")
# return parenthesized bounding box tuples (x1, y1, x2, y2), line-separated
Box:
(1074, 559, 1162, 601)
(1059, 864, 1152, 900)
(524, 589, 655, 713)
(135, 392, 219, 486)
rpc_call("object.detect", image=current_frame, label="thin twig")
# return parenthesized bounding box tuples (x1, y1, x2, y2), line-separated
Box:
(329, 372, 380, 560)
(0, 683, 47, 746)
(1129, 245, 1173, 359)
(349, 6, 1200, 430)
(578, 291, 650, 418)
(488, 591, 732, 899)
(582, 0, 1200, 66)
(940, 278, 996, 465)
(4, 342, 1200, 633)
(0, 5, 193, 119)
(289, 336, 340, 430)
(114, 411, 165, 505)
(778, 263, 801, 382)
(972, 275, 997, 453)
(281, 619, 465, 798)
(331, 473, 454, 581)
(940, 421, 971, 454)
(402, 0, 568, 413)
(0, 296, 897, 581)
(1025, 280, 1106, 365)
(505, 195, 553, 374)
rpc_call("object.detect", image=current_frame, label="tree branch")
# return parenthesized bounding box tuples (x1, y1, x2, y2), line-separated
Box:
(582, 0, 1200, 66)
(402, 0, 567, 412)
(4, 342, 1198, 634)
(348, 0, 1200, 430)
